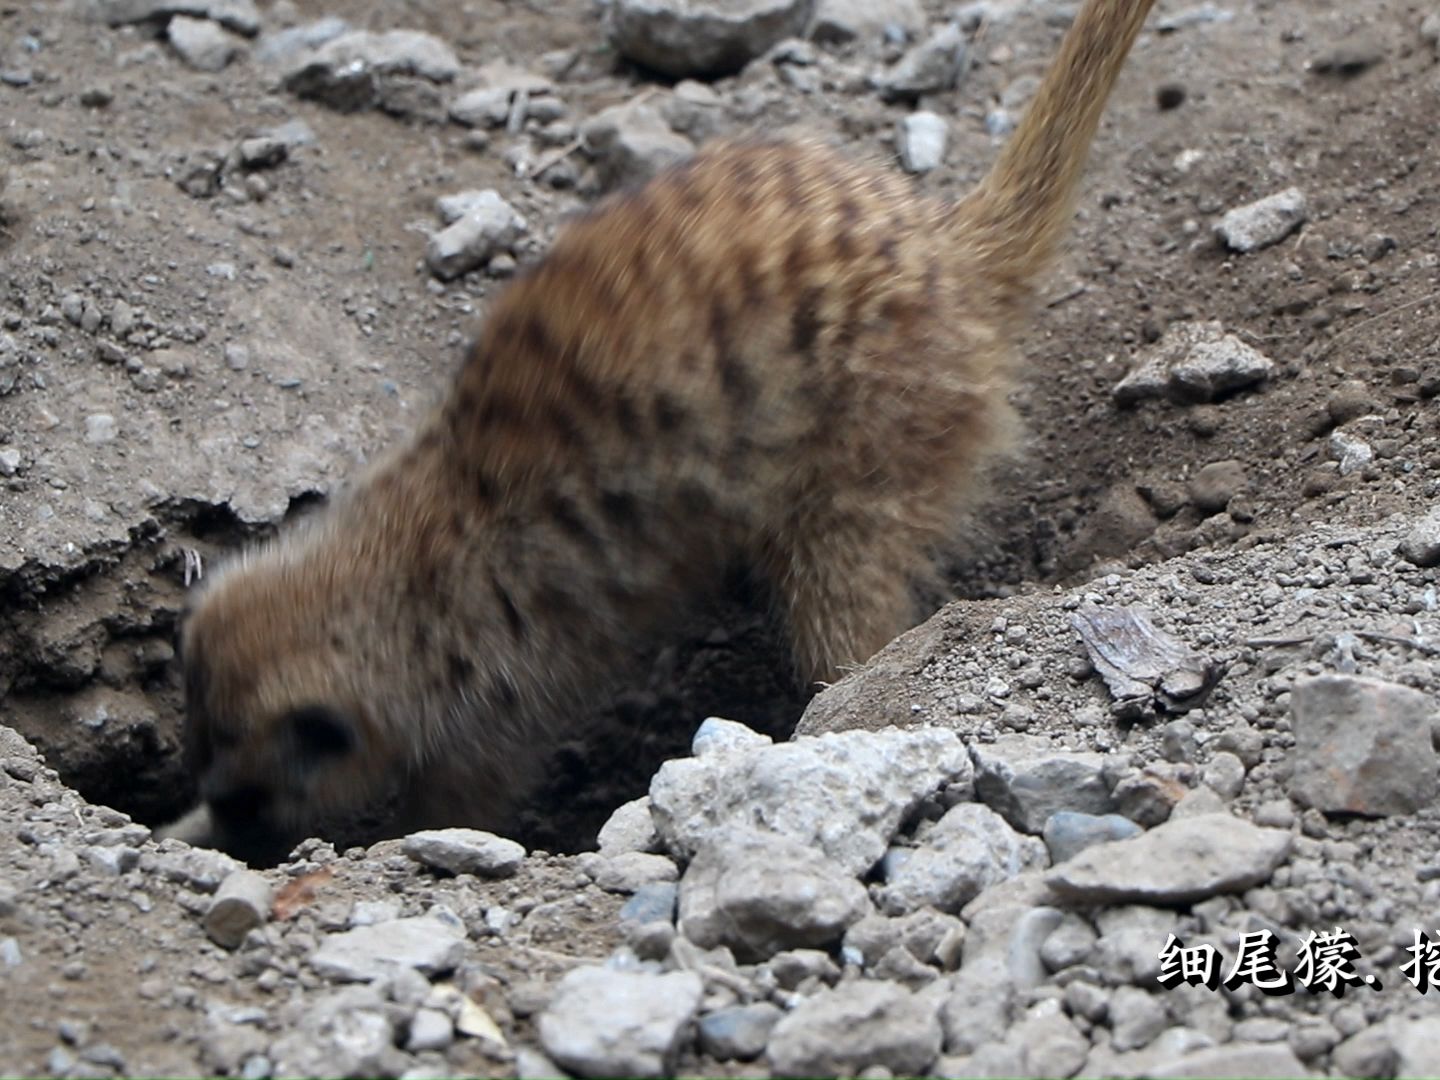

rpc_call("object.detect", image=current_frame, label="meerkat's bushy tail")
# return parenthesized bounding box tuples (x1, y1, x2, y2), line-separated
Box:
(955, 0, 1157, 299)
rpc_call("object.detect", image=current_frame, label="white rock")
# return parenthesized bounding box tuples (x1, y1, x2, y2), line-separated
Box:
(597, 796, 660, 856)
(402, 827, 526, 877)
(538, 967, 702, 1078)
(204, 869, 273, 949)
(1114, 320, 1275, 405)
(1330, 430, 1374, 476)
(678, 827, 869, 960)
(691, 716, 772, 758)
(650, 722, 971, 877)
(898, 111, 948, 174)
(424, 193, 528, 281)
(405, 1008, 455, 1053)
(1214, 187, 1308, 252)
(168, 15, 241, 71)
(308, 915, 465, 982)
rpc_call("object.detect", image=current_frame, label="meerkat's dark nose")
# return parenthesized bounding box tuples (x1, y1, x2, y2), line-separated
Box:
(203, 782, 294, 867)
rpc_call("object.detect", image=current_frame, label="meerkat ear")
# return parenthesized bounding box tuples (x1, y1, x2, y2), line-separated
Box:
(287, 705, 358, 765)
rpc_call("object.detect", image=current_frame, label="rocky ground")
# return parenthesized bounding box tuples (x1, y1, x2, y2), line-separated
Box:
(4, 0, 1440, 1076)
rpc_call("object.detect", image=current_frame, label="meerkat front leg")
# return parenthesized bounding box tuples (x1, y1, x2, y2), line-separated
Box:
(764, 516, 929, 687)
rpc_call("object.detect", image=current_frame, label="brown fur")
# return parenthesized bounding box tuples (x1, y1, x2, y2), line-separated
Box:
(176, 0, 1157, 861)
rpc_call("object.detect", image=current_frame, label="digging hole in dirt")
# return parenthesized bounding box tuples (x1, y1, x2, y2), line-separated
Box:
(3, 481, 1078, 861)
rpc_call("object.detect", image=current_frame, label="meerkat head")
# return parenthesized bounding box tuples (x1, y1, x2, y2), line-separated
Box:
(177, 546, 417, 865)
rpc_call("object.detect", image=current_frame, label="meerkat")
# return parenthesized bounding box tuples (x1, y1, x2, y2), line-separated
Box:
(172, 0, 1158, 863)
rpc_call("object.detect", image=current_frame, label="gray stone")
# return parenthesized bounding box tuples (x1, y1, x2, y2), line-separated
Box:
(149, 844, 245, 892)
(1332, 1026, 1398, 1079)
(879, 802, 1047, 915)
(424, 193, 528, 281)
(1188, 459, 1247, 515)
(609, 0, 815, 78)
(697, 1002, 782, 1061)
(238, 135, 287, 169)
(898, 111, 948, 173)
(1289, 1019, 1340, 1063)
(82, 845, 140, 876)
(1201, 750, 1245, 799)
(1398, 506, 1440, 567)
(269, 987, 402, 1078)
(89, 0, 261, 36)
(843, 907, 967, 970)
(405, 1008, 454, 1053)
(204, 869, 273, 949)
(1110, 986, 1167, 1051)
(309, 915, 466, 982)
(514, 1048, 567, 1079)
(1331, 430, 1374, 476)
(254, 17, 350, 65)
(691, 716, 772, 757)
(592, 852, 678, 893)
(282, 29, 460, 112)
(767, 947, 841, 989)
(620, 882, 678, 926)
(1115, 321, 1275, 405)
(678, 827, 869, 960)
(84, 413, 117, 444)
(1392, 1015, 1440, 1078)
(304, 29, 459, 82)
(402, 828, 526, 877)
(168, 15, 241, 71)
(0, 449, 19, 477)
(971, 735, 1113, 834)
(1288, 675, 1437, 816)
(767, 981, 943, 1077)
(1149, 1042, 1311, 1078)
(580, 102, 694, 191)
(349, 899, 400, 927)
(1038, 911, 1096, 972)
(449, 87, 514, 129)
(995, 999, 1090, 1079)
(811, 0, 924, 43)
(538, 967, 702, 1078)
(598, 796, 659, 856)
(1047, 813, 1290, 905)
(1042, 811, 1142, 864)
(1090, 905, 1178, 986)
(651, 722, 971, 877)
(448, 62, 554, 128)
(1215, 187, 1308, 252)
(874, 22, 968, 101)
